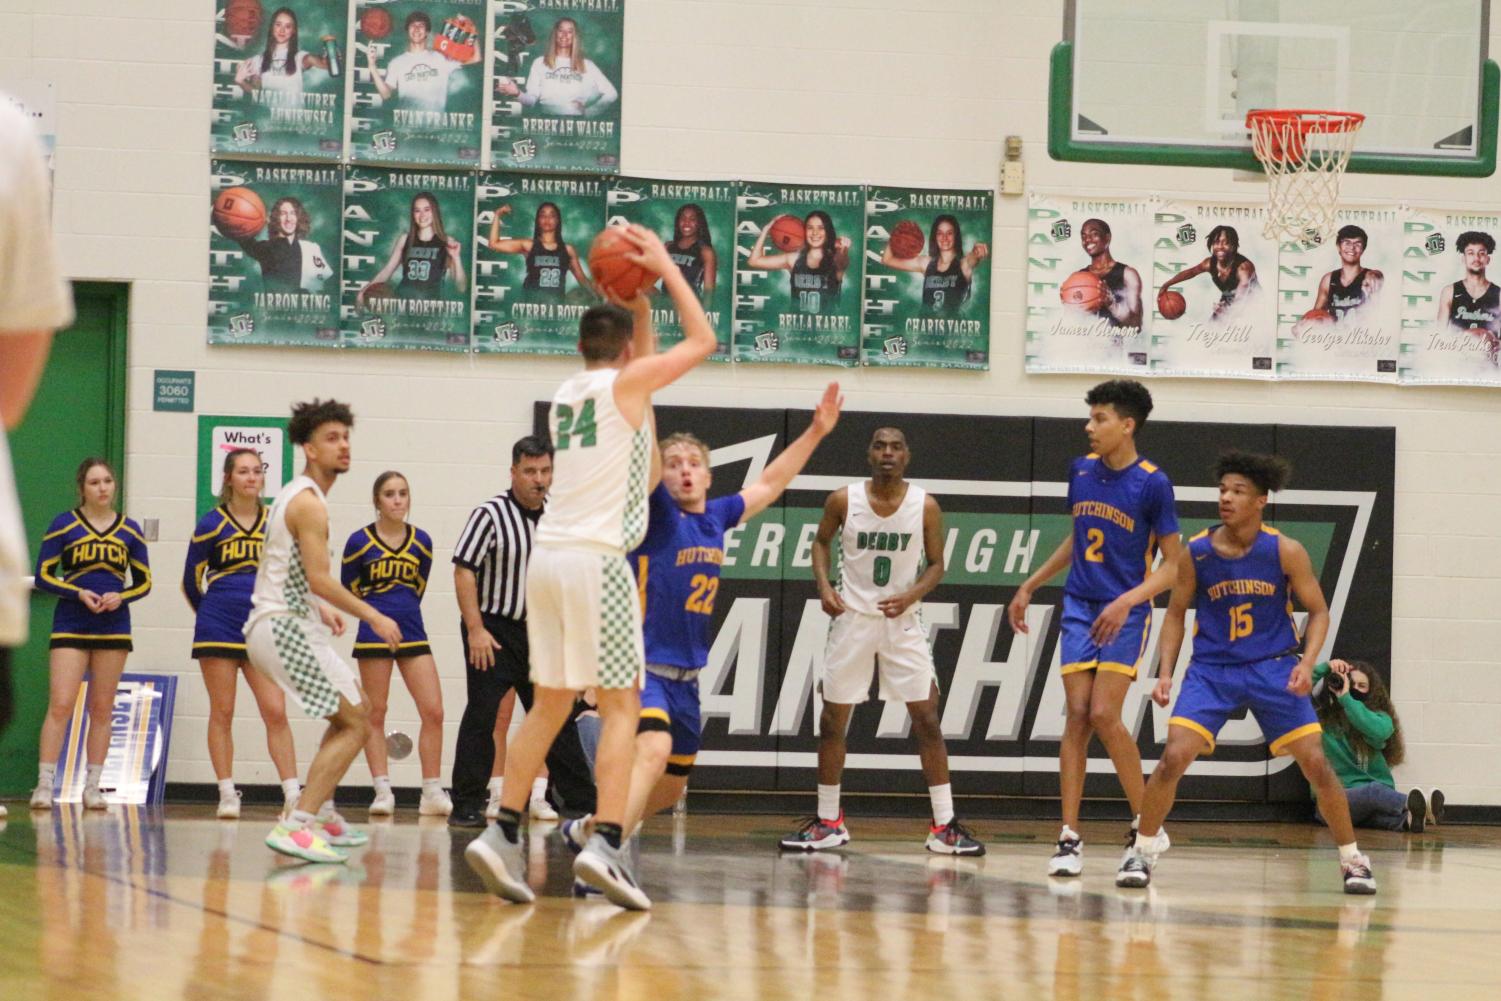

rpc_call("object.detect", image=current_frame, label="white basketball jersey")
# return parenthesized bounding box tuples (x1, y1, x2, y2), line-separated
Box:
(246, 475, 324, 631)
(535, 368, 654, 554)
(837, 481, 927, 616)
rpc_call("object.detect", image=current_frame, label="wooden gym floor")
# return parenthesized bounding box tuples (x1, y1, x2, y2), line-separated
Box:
(1, 806, 1498, 999)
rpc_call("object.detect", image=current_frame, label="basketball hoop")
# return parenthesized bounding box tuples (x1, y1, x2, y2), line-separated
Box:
(1246, 109, 1365, 245)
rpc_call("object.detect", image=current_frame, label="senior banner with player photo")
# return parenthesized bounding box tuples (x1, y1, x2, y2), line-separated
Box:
(1149, 201, 1279, 379)
(473, 171, 605, 355)
(1025, 194, 1152, 375)
(211, 0, 348, 159)
(733, 182, 864, 366)
(350, 0, 486, 166)
(208, 159, 342, 347)
(340, 165, 474, 351)
(1276, 207, 1401, 382)
(559, 403, 1395, 806)
(863, 186, 992, 370)
(605, 176, 734, 359)
(1398, 210, 1501, 386)
(488, 0, 624, 174)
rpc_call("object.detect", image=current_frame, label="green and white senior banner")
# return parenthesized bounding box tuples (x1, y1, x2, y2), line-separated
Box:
(1399, 210, 1501, 386)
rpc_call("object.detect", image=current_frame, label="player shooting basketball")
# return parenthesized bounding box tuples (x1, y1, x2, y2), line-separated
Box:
(1159, 225, 1260, 321)
(879, 214, 989, 316)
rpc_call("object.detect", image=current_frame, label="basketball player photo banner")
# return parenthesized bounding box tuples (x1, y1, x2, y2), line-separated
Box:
(1025, 194, 1153, 375)
(1275, 207, 1402, 382)
(340, 165, 475, 351)
(350, 0, 486, 166)
(733, 182, 865, 366)
(211, 0, 348, 159)
(1150, 202, 1279, 379)
(473, 170, 605, 355)
(605, 176, 734, 360)
(208, 160, 342, 347)
(1398, 210, 1501, 387)
(488, 0, 624, 174)
(863, 186, 993, 370)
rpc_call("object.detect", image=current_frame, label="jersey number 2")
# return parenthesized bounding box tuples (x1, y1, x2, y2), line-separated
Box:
(1229, 602, 1255, 641)
(1084, 528, 1106, 563)
(685, 574, 719, 615)
(555, 400, 597, 450)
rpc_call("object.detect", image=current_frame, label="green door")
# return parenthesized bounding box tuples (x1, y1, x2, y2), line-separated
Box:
(1, 283, 128, 794)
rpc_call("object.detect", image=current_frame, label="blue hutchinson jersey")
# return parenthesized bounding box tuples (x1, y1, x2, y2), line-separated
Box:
(340, 524, 433, 616)
(1065, 454, 1178, 601)
(1189, 526, 1300, 665)
(631, 483, 746, 670)
(182, 505, 266, 610)
(34, 510, 151, 605)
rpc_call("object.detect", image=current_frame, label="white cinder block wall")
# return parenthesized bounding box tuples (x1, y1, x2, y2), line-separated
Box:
(4, 0, 1500, 803)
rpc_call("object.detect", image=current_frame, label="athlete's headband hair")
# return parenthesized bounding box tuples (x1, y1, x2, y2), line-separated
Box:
(1205, 224, 1240, 251)
(1084, 379, 1154, 430)
(661, 432, 711, 467)
(219, 448, 263, 506)
(1212, 449, 1291, 495)
(372, 470, 408, 509)
(405, 11, 431, 31)
(1335, 224, 1368, 247)
(512, 435, 554, 465)
(1457, 230, 1496, 255)
(289, 398, 355, 445)
(1081, 217, 1112, 239)
(577, 303, 633, 362)
(75, 456, 116, 503)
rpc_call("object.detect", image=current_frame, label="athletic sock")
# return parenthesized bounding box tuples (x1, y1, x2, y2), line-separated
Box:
(1133, 830, 1168, 855)
(289, 809, 317, 829)
(373, 776, 392, 795)
(1131, 814, 1141, 831)
(596, 821, 624, 850)
(497, 807, 521, 842)
(84, 764, 103, 789)
(38, 762, 56, 786)
(817, 784, 841, 823)
(928, 783, 955, 827)
(487, 776, 503, 795)
(281, 778, 301, 801)
(1338, 841, 1361, 861)
(421, 778, 442, 795)
(530, 776, 548, 800)
(218, 778, 236, 798)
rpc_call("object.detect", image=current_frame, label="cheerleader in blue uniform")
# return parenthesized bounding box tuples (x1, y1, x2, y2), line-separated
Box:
(183, 448, 301, 820)
(341, 471, 449, 816)
(30, 458, 151, 810)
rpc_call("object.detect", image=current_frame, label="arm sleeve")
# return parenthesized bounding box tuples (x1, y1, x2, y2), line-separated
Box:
(415, 529, 433, 600)
(181, 515, 212, 611)
(584, 59, 619, 109)
(32, 515, 81, 599)
(0, 105, 73, 333)
(340, 530, 364, 594)
(234, 236, 271, 266)
(1311, 661, 1331, 682)
(452, 506, 496, 571)
(1339, 696, 1395, 748)
(120, 522, 151, 603)
(638, 483, 677, 551)
(1148, 475, 1180, 537)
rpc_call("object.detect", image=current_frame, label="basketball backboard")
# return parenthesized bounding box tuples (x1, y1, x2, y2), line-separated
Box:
(1050, 0, 1497, 176)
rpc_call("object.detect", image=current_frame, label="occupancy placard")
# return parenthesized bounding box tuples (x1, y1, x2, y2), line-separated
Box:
(351, 0, 486, 166)
(733, 182, 864, 366)
(208, 159, 342, 347)
(211, 0, 347, 158)
(1400, 210, 1501, 386)
(488, 0, 624, 173)
(340, 165, 474, 351)
(473, 171, 605, 356)
(605, 176, 735, 359)
(863, 186, 992, 369)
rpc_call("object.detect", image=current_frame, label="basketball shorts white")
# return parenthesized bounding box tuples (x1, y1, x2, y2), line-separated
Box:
(246, 615, 361, 719)
(526, 545, 644, 691)
(820, 609, 938, 704)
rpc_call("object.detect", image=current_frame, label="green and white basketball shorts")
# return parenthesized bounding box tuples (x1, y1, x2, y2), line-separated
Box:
(526, 544, 644, 691)
(246, 615, 362, 719)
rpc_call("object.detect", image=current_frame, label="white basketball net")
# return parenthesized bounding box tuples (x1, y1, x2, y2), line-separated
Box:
(1247, 111, 1364, 246)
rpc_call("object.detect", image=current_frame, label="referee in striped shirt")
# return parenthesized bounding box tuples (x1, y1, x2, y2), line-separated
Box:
(448, 435, 597, 827)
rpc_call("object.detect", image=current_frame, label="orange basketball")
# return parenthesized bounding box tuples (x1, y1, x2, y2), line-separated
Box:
(1302, 308, 1334, 324)
(1060, 271, 1108, 312)
(589, 226, 655, 300)
(768, 215, 805, 253)
(225, 0, 263, 38)
(361, 6, 393, 39)
(212, 186, 266, 240)
(1157, 289, 1187, 320)
(888, 219, 925, 260)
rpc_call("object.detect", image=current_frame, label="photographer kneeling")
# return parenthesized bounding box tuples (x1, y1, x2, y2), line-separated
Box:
(1312, 659, 1442, 832)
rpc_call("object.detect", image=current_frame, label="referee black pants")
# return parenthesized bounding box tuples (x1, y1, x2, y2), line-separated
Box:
(451, 616, 597, 815)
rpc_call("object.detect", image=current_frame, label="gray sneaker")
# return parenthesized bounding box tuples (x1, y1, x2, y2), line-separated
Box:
(574, 833, 651, 911)
(464, 824, 535, 904)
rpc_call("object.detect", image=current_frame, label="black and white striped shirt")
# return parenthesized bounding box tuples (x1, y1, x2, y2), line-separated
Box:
(452, 490, 542, 620)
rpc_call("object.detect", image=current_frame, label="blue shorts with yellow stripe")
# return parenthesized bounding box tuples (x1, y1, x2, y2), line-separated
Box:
(353, 605, 431, 659)
(1059, 593, 1151, 679)
(1169, 655, 1321, 756)
(638, 669, 701, 776)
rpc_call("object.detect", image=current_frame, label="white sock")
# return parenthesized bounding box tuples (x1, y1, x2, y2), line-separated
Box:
(38, 762, 57, 786)
(487, 777, 503, 795)
(1060, 824, 1080, 841)
(319, 799, 336, 819)
(84, 764, 103, 789)
(217, 778, 236, 798)
(928, 783, 955, 827)
(1338, 841, 1361, 861)
(421, 778, 442, 795)
(1133, 830, 1168, 855)
(373, 776, 392, 795)
(817, 784, 841, 822)
(531, 776, 548, 801)
(1131, 814, 1141, 831)
(281, 778, 301, 802)
(289, 809, 317, 829)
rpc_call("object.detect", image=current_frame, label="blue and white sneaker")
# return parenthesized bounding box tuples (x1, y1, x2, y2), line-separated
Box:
(574, 832, 651, 911)
(561, 815, 592, 855)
